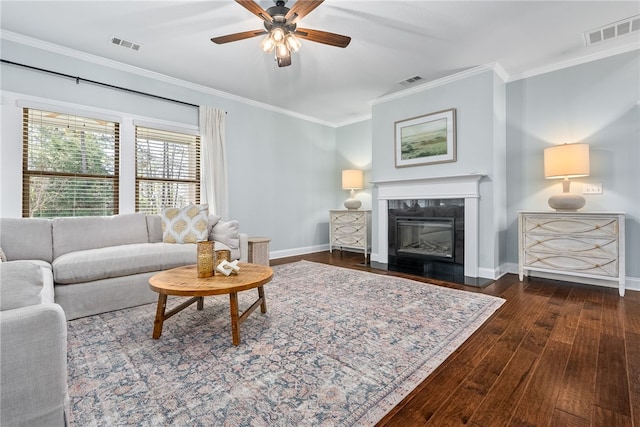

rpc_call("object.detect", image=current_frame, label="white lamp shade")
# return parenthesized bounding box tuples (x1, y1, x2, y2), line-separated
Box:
(544, 143, 590, 179)
(342, 169, 364, 190)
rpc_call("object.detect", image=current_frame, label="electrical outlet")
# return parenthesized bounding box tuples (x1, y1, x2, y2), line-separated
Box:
(583, 183, 603, 194)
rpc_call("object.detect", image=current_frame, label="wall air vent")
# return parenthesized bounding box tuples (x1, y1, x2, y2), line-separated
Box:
(398, 75, 423, 87)
(111, 36, 141, 51)
(584, 15, 640, 46)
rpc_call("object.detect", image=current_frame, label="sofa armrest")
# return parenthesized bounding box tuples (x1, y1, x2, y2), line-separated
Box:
(239, 233, 248, 263)
(0, 304, 69, 427)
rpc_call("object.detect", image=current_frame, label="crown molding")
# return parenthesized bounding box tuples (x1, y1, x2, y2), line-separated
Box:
(0, 30, 335, 127)
(3, 30, 638, 127)
(493, 62, 509, 83)
(333, 114, 372, 127)
(507, 42, 640, 82)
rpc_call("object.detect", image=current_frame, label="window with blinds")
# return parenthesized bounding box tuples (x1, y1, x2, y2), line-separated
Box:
(135, 126, 200, 214)
(23, 108, 120, 218)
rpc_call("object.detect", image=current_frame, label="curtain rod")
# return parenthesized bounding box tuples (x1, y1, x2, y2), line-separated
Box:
(1, 58, 201, 109)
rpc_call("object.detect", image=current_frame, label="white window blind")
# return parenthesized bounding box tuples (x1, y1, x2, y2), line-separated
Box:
(135, 126, 200, 214)
(22, 108, 119, 217)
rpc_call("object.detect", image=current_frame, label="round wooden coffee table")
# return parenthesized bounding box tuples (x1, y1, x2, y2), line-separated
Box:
(148, 263, 273, 346)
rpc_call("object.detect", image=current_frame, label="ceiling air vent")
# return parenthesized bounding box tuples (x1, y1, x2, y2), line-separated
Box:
(111, 36, 141, 51)
(584, 15, 640, 46)
(398, 75, 423, 87)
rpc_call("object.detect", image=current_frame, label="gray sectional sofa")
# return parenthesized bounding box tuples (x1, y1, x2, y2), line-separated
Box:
(0, 213, 247, 426)
(0, 213, 247, 320)
(0, 261, 68, 427)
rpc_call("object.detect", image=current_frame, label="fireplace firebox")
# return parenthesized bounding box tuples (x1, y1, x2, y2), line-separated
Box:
(387, 199, 465, 281)
(395, 217, 454, 261)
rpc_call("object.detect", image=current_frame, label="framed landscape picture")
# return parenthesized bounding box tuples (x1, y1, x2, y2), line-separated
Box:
(394, 108, 457, 167)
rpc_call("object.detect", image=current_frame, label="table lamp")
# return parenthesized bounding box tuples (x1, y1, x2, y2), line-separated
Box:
(342, 169, 363, 210)
(544, 143, 590, 211)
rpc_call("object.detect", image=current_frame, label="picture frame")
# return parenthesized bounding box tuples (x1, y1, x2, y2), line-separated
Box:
(394, 108, 457, 168)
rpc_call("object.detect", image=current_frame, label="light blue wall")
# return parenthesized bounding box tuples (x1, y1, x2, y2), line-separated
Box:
(370, 70, 507, 275)
(335, 120, 372, 210)
(2, 37, 638, 279)
(506, 50, 640, 278)
(0, 39, 337, 255)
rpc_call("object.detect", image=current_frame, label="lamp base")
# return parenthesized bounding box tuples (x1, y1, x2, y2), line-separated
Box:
(548, 193, 586, 212)
(344, 198, 362, 210)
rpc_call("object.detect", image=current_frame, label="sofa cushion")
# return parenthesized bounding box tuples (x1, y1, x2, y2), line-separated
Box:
(39, 267, 55, 304)
(0, 262, 44, 311)
(52, 241, 238, 285)
(52, 213, 149, 259)
(53, 243, 199, 284)
(146, 215, 164, 243)
(0, 218, 53, 262)
(161, 204, 209, 243)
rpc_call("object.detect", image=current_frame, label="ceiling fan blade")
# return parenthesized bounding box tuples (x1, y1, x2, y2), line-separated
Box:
(285, 0, 324, 25)
(235, 0, 272, 23)
(211, 29, 267, 44)
(294, 28, 351, 48)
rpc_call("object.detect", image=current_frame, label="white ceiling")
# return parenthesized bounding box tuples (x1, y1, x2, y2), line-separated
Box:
(1, 1, 639, 125)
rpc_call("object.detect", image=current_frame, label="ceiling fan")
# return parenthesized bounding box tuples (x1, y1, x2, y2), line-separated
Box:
(211, 0, 351, 67)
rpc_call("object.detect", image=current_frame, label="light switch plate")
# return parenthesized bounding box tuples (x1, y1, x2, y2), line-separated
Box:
(583, 183, 603, 194)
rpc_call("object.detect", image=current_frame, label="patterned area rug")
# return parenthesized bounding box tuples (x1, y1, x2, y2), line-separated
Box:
(66, 261, 504, 426)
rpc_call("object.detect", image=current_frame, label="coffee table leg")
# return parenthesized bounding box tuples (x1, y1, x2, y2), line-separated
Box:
(197, 296, 204, 310)
(229, 292, 240, 346)
(258, 286, 267, 313)
(153, 294, 167, 339)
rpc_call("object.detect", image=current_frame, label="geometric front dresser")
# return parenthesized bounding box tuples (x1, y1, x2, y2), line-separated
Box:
(518, 211, 626, 296)
(329, 210, 371, 262)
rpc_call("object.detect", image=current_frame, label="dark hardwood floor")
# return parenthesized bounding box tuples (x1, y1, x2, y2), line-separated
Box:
(270, 251, 640, 427)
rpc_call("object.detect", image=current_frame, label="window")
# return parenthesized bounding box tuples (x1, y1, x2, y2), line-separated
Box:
(23, 108, 119, 217)
(135, 126, 200, 214)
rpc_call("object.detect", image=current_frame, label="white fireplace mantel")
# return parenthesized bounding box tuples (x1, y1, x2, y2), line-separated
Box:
(372, 174, 485, 277)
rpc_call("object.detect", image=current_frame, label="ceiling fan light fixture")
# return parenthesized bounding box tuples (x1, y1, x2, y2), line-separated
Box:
(260, 35, 276, 53)
(276, 53, 292, 67)
(210, 0, 350, 68)
(275, 42, 290, 59)
(285, 33, 301, 52)
(271, 27, 285, 42)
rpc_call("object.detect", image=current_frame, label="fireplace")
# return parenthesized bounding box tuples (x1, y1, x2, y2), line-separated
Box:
(388, 199, 465, 278)
(373, 174, 490, 286)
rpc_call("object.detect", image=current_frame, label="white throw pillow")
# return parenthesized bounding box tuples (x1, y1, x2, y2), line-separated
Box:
(211, 220, 240, 249)
(161, 204, 209, 243)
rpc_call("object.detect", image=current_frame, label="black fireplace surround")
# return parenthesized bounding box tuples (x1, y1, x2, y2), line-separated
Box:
(388, 198, 465, 277)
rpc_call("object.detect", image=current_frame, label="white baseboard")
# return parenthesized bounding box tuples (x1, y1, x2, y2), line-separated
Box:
(269, 244, 329, 260)
(478, 267, 507, 280)
(271, 245, 370, 261)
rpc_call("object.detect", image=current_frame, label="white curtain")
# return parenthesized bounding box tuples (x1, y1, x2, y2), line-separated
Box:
(199, 106, 228, 219)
